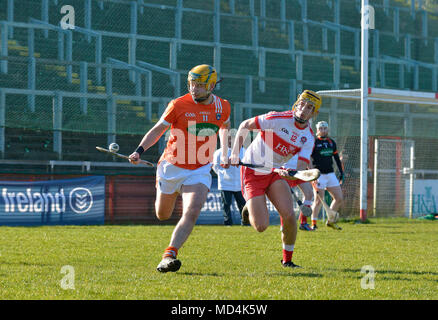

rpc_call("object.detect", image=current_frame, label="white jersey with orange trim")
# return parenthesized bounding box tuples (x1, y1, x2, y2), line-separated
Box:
(241, 110, 315, 174)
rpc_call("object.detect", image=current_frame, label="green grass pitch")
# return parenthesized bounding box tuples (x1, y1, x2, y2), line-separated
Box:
(0, 218, 436, 300)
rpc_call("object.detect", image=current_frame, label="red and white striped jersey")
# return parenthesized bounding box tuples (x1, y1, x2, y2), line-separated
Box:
(242, 110, 315, 173)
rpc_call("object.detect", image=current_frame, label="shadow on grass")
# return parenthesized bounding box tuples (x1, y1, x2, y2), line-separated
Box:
(266, 272, 324, 278)
(340, 268, 438, 277)
(178, 271, 324, 278)
(354, 225, 400, 229)
(0, 261, 54, 267)
(178, 272, 223, 277)
(320, 268, 438, 282)
(342, 218, 374, 224)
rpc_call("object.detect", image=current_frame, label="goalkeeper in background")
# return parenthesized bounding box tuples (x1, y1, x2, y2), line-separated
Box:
(309, 121, 344, 230)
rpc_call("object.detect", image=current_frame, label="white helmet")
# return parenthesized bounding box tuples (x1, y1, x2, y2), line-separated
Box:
(316, 121, 328, 129)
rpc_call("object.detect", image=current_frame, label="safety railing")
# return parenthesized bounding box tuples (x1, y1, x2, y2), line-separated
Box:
(0, 86, 173, 159)
(1, 0, 437, 92)
(2, 18, 436, 101)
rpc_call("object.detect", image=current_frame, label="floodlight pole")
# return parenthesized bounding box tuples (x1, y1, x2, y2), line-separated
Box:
(360, 0, 369, 221)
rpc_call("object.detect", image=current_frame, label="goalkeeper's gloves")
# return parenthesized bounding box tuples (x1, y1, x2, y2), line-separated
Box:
(339, 172, 345, 184)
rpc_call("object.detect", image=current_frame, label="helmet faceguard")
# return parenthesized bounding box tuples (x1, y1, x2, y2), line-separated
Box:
(316, 121, 329, 137)
(316, 121, 328, 129)
(292, 90, 322, 123)
(187, 64, 217, 102)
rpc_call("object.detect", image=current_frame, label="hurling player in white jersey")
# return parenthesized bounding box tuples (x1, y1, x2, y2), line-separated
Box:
(229, 90, 322, 268)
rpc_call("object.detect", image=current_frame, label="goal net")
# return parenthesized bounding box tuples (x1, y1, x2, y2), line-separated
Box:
(314, 88, 438, 219)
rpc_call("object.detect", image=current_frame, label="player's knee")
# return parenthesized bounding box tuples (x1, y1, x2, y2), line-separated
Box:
(304, 192, 314, 201)
(156, 214, 168, 221)
(155, 204, 173, 221)
(253, 222, 269, 233)
(181, 203, 203, 222)
(290, 213, 297, 226)
(255, 225, 268, 233)
(182, 212, 199, 225)
(333, 192, 344, 203)
(282, 213, 296, 227)
(184, 202, 204, 217)
(155, 210, 171, 221)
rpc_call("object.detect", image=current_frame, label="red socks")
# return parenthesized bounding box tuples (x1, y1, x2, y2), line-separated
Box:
(299, 213, 308, 225)
(282, 244, 295, 263)
(163, 246, 178, 259)
(283, 249, 293, 263)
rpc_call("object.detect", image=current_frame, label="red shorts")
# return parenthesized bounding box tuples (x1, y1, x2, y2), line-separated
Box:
(240, 166, 283, 201)
(286, 178, 307, 188)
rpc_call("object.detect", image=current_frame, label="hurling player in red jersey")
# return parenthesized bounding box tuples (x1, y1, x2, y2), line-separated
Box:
(229, 90, 322, 268)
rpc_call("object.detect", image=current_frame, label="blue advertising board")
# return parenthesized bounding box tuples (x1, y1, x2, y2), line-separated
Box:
(197, 178, 281, 225)
(0, 176, 105, 226)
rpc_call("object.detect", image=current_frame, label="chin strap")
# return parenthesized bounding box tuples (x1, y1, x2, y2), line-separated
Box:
(294, 115, 307, 124)
(194, 93, 211, 103)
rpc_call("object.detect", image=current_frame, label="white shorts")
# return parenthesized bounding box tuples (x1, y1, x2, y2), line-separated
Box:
(315, 172, 340, 190)
(156, 160, 212, 194)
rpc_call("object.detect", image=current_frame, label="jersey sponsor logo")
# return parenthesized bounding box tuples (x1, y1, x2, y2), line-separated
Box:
(216, 113, 221, 120)
(281, 128, 289, 134)
(187, 122, 220, 136)
(274, 143, 300, 156)
(320, 149, 333, 156)
(301, 136, 307, 144)
(185, 112, 196, 117)
(262, 131, 301, 156)
(275, 143, 290, 155)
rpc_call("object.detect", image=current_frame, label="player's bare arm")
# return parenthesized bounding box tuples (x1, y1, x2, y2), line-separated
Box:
(229, 117, 258, 166)
(218, 120, 231, 168)
(129, 121, 169, 164)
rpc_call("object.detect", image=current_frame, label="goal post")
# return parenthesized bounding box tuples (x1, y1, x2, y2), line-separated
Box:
(316, 87, 438, 219)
